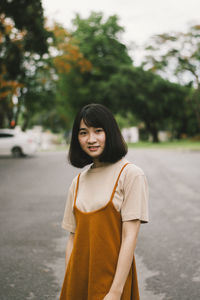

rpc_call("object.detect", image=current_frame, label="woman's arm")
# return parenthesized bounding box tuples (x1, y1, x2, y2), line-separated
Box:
(65, 232, 75, 270)
(103, 220, 140, 300)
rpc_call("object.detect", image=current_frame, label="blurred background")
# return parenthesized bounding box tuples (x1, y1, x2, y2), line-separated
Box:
(0, 0, 200, 146)
(0, 1, 200, 299)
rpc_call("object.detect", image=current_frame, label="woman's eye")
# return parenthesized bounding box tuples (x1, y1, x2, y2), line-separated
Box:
(95, 129, 103, 133)
(79, 131, 87, 135)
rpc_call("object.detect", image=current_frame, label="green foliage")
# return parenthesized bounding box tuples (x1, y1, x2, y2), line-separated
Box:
(115, 112, 138, 129)
(0, 0, 51, 128)
(102, 65, 191, 142)
(52, 12, 194, 141)
(19, 56, 57, 131)
(0, 6, 196, 141)
(142, 24, 200, 132)
(0, 0, 49, 56)
(72, 12, 132, 74)
(61, 12, 133, 112)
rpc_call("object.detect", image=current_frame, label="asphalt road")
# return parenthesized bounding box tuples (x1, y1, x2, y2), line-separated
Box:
(0, 149, 200, 300)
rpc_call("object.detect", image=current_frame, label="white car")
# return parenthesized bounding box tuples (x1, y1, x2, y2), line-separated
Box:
(0, 129, 38, 157)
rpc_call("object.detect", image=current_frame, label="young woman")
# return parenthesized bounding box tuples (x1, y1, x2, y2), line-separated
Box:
(59, 104, 149, 300)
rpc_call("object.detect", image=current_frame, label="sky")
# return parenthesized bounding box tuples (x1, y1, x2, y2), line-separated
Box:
(42, 0, 199, 42)
(42, 0, 199, 63)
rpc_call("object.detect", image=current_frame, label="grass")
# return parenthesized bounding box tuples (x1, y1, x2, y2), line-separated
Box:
(128, 140, 200, 150)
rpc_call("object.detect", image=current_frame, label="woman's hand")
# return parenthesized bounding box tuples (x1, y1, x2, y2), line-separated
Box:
(103, 290, 121, 300)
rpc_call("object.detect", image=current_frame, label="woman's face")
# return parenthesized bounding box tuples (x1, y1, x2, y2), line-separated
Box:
(78, 119, 106, 160)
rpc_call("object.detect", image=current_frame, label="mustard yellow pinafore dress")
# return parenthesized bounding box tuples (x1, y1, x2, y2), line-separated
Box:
(59, 163, 140, 300)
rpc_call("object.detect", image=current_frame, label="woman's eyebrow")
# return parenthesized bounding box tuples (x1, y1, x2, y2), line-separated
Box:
(79, 127, 87, 131)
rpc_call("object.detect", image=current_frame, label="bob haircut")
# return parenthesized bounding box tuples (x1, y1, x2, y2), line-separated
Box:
(68, 103, 127, 168)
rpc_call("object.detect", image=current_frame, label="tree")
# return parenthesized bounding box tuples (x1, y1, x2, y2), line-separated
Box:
(142, 24, 200, 132)
(61, 12, 133, 111)
(0, 15, 25, 127)
(18, 55, 57, 131)
(44, 23, 93, 132)
(51, 12, 190, 141)
(0, 0, 50, 128)
(52, 23, 92, 74)
(0, 0, 49, 56)
(101, 65, 190, 142)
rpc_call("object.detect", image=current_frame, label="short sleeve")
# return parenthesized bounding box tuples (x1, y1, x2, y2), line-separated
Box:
(62, 178, 77, 233)
(121, 167, 149, 223)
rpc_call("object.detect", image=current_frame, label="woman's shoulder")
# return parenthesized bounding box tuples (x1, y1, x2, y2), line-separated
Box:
(71, 165, 93, 183)
(121, 158, 145, 177)
(126, 162, 145, 177)
(69, 167, 90, 194)
(68, 175, 77, 193)
(70, 172, 82, 190)
(119, 159, 147, 192)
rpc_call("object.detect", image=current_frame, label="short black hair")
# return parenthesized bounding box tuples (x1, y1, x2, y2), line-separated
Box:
(68, 103, 127, 168)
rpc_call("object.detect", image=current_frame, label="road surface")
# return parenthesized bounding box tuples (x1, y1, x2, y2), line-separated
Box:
(0, 149, 199, 299)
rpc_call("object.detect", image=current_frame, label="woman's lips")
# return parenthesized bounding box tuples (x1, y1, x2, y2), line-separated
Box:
(88, 146, 99, 151)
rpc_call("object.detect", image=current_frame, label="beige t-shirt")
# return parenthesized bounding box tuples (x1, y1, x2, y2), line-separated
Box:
(62, 158, 149, 233)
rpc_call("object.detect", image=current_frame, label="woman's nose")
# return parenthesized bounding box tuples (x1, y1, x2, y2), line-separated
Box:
(88, 133, 97, 143)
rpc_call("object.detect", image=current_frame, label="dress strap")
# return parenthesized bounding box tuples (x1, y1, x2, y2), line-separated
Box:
(74, 173, 81, 207)
(109, 163, 129, 203)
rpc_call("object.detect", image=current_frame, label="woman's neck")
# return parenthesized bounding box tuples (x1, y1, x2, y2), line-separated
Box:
(92, 159, 104, 168)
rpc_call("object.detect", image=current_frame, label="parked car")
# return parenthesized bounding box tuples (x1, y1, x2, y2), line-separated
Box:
(0, 129, 38, 157)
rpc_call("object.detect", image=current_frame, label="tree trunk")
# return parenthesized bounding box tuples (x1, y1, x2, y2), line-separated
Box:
(146, 122, 160, 143)
(0, 98, 13, 128)
(151, 128, 159, 143)
(22, 111, 30, 131)
(193, 88, 200, 131)
(14, 98, 22, 127)
(0, 110, 4, 127)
